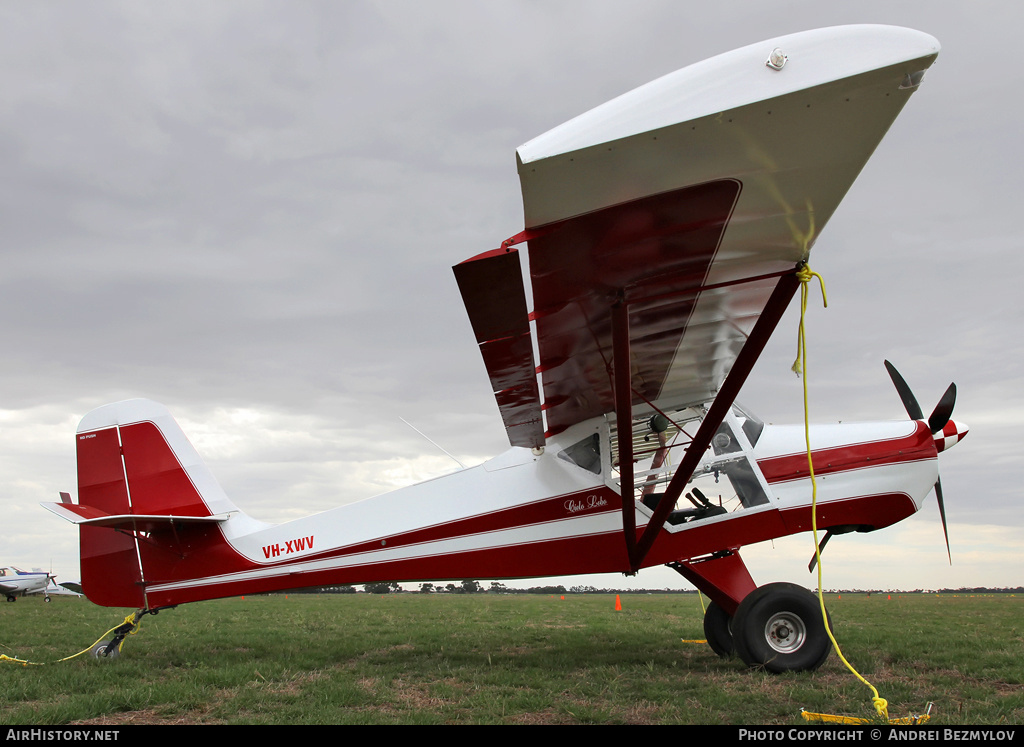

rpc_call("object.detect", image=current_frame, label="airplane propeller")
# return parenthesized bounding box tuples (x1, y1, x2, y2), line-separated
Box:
(810, 362, 965, 572)
(884, 359, 962, 564)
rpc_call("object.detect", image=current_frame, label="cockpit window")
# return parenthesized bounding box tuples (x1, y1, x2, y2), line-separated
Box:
(608, 402, 774, 531)
(718, 456, 770, 507)
(558, 434, 602, 475)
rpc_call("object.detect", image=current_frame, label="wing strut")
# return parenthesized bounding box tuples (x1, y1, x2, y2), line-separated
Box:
(611, 298, 638, 562)
(615, 269, 801, 572)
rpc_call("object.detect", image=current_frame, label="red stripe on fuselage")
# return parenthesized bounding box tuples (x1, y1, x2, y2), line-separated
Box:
(137, 486, 624, 591)
(757, 421, 936, 484)
(144, 528, 632, 607)
(143, 490, 918, 608)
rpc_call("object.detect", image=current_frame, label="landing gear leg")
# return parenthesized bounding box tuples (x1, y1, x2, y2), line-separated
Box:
(91, 609, 148, 660)
(732, 582, 832, 673)
(669, 550, 756, 659)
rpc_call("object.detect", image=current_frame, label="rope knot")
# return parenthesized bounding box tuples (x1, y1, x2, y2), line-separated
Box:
(795, 264, 828, 306)
(791, 264, 828, 376)
(873, 696, 890, 720)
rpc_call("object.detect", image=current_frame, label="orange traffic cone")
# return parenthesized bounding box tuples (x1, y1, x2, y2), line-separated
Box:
(615, 594, 622, 611)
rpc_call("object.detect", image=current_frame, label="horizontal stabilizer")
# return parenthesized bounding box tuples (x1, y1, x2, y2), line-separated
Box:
(41, 501, 230, 531)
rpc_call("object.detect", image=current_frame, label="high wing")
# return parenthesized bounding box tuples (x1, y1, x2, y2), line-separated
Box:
(54, 581, 84, 595)
(456, 26, 939, 450)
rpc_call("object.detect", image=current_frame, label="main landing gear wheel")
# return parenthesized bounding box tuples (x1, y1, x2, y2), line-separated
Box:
(5, 595, 15, 603)
(732, 582, 832, 673)
(703, 601, 735, 658)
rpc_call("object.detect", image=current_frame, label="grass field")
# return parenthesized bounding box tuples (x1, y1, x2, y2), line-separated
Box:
(1, 592, 1021, 725)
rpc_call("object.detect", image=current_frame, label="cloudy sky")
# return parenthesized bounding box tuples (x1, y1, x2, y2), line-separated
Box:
(1, 1, 1019, 595)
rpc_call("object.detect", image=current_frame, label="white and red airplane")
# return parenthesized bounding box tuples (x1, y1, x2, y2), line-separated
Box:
(0, 566, 80, 602)
(42, 25, 966, 671)
(1, 566, 55, 602)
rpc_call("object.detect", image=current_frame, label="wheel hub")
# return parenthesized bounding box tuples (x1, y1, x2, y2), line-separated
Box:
(764, 612, 806, 653)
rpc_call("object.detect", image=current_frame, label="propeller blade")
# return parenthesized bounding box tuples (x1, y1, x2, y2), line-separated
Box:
(884, 360, 924, 420)
(808, 531, 833, 573)
(885, 362, 956, 564)
(935, 478, 951, 565)
(928, 382, 957, 434)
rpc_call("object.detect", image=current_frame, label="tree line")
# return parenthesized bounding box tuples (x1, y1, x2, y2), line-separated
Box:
(278, 583, 1024, 596)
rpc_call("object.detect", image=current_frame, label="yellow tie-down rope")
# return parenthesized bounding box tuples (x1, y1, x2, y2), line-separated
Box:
(0, 612, 142, 667)
(792, 266, 928, 726)
(679, 593, 709, 644)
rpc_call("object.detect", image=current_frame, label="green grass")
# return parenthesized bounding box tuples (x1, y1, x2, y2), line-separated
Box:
(1, 593, 1021, 725)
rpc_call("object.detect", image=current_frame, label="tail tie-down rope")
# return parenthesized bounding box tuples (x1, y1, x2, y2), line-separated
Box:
(0, 611, 142, 667)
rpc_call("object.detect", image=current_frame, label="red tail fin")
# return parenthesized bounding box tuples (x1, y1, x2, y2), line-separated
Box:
(69, 400, 245, 608)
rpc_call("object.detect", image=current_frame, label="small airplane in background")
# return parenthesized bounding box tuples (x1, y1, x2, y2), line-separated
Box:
(0, 566, 66, 602)
(42, 26, 966, 672)
(46, 580, 83, 598)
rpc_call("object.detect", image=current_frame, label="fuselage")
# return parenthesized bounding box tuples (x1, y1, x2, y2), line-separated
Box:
(135, 406, 943, 608)
(0, 567, 50, 598)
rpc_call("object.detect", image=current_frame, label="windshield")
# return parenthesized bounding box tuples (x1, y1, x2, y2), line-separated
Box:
(731, 402, 764, 446)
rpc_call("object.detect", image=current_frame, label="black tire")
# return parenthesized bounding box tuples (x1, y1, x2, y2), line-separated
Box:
(90, 640, 120, 660)
(732, 582, 832, 673)
(703, 601, 735, 658)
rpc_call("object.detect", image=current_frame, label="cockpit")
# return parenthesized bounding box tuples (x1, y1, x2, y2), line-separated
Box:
(608, 402, 774, 528)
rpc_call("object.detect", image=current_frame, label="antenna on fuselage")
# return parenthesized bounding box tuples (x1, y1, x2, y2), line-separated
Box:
(399, 417, 467, 470)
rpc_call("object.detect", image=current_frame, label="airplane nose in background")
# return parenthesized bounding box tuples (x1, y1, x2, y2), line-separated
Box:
(934, 419, 969, 453)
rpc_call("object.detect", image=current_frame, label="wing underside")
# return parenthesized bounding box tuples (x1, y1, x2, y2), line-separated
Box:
(456, 26, 939, 449)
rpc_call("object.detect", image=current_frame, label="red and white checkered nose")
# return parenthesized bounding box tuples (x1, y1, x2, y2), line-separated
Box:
(934, 419, 969, 453)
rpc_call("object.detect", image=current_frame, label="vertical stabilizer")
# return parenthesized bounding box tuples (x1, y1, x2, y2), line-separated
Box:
(72, 399, 250, 608)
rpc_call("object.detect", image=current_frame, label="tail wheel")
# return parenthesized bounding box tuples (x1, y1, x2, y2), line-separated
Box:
(733, 582, 832, 673)
(703, 600, 735, 658)
(90, 640, 120, 660)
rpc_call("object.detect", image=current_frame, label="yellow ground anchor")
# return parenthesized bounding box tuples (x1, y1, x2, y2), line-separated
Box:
(802, 706, 932, 725)
(681, 592, 708, 644)
(793, 266, 929, 726)
(0, 612, 142, 667)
